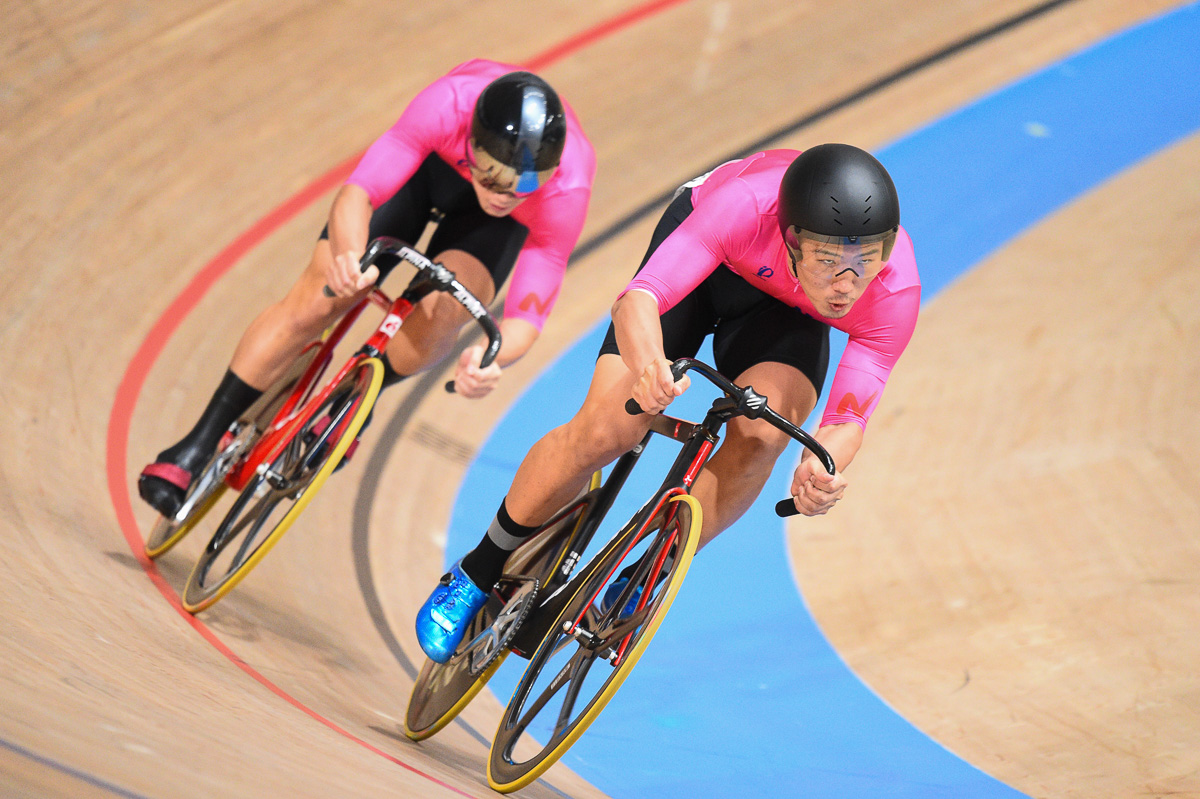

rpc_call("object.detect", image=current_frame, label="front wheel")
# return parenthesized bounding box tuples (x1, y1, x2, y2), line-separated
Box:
(487, 493, 701, 793)
(180, 357, 381, 613)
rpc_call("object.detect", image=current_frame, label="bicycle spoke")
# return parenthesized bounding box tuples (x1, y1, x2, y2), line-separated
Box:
(206, 493, 256, 555)
(407, 476, 602, 743)
(280, 433, 307, 476)
(229, 490, 284, 566)
(295, 391, 356, 477)
(552, 651, 597, 741)
(513, 644, 592, 741)
(198, 475, 286, 578)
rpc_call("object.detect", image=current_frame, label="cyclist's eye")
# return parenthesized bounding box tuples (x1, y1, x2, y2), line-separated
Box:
(477, 177, 515, 197)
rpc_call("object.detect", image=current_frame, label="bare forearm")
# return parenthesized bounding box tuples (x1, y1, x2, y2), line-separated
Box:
(811, 422, 864, 475)
(495, 318, 539, 368)
(327, 184, 374, 259)
(612, 290, 665, 372)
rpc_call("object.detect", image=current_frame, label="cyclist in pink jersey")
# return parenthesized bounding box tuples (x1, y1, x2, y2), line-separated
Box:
(416, 143, 919, 664)
(139, 60, 596, 518)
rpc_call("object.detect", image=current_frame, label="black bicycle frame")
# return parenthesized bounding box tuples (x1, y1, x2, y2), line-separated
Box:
(508, 392, 731, 653)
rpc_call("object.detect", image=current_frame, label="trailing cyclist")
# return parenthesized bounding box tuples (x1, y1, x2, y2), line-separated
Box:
(138, 60, 597, 518)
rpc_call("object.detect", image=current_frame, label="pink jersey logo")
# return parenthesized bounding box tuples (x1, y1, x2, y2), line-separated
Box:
(518, 289, 558, 316)
(835, 392, 877, 417)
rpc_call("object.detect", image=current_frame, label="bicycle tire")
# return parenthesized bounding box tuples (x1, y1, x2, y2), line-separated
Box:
(487, 493, 701, 793)
(404, 470, 603, 741)
(179, 357, 382, 613)
(144, 343, 323, 559)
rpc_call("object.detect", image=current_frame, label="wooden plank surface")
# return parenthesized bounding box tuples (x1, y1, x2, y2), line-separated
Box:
(0, 0, 1189, 796)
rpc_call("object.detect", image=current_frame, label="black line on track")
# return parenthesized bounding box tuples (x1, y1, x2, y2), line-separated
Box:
(349, 0, 1079, 766)
(0, 737, 151, 799)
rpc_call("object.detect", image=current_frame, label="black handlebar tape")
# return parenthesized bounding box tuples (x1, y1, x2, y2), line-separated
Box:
(775, 498, 800, 518)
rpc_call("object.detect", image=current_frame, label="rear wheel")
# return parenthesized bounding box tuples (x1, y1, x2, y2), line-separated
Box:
(144, 343, 323, 559)
(403, 471, 603, 741)
(487, 494, 701, 793)
(180, 357, 381, 613)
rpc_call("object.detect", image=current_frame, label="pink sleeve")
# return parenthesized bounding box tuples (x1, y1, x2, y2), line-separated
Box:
(346, 81, 459, 208)
(500, 187, 591, 330)
(820, 284, 920, 429)
(621, 185, 754, 311)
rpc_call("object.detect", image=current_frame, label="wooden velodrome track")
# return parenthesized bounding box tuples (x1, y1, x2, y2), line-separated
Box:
(2, 0, 1196, 796)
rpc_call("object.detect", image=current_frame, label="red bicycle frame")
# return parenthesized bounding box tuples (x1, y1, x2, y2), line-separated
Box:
(222, 237, 501, 491)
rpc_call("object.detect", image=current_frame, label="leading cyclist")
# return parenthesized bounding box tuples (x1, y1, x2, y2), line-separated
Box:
(415, 143, 920, 663)
(138, 60, 596, 518)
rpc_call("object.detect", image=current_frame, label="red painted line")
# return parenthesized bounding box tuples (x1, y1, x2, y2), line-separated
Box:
(523, 0, 692, 71)
(103, 0, 689, 792)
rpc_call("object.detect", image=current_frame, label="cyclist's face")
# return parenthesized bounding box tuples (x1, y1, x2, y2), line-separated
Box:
(466, 139, 549, 216)
(786, 235, 886, 319)
(470, 174, 527, 217)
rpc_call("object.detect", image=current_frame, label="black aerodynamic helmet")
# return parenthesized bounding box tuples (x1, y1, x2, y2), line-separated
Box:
(468, 71, 567, 196)
(778, 143, 900, 260)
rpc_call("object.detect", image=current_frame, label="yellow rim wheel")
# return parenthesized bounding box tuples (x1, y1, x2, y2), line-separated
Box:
(487, 494, 701, 793)
(180, 358, 382, 613)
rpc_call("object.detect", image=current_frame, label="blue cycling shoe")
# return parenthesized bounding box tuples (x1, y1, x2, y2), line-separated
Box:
(415, 561, 489, 664)
(598, 577, 643, 620)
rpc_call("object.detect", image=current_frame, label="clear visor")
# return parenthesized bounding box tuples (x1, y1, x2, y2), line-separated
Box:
(784, 225, 896, 279)
(467, 139, 557, 197)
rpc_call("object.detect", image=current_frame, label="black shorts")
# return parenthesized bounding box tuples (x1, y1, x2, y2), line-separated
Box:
(321, 154, 528, 286)
(598, 188, 830, 395)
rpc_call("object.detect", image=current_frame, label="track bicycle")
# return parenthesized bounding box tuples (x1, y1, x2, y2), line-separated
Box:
(142, 236, 501, 613)
(403, 357, 835, 792)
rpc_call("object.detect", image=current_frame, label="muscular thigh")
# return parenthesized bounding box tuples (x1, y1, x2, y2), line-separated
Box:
(409, 249, 496, 327)
(276, 239, 360, 327)
(727, 360, 820, 442)
(569, 354, 655, 458)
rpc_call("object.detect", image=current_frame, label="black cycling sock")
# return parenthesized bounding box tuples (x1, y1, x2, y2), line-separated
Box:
(156, 368, 263, 475)
(139, 369, 262, 517)
(460, 497, 539, 590)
